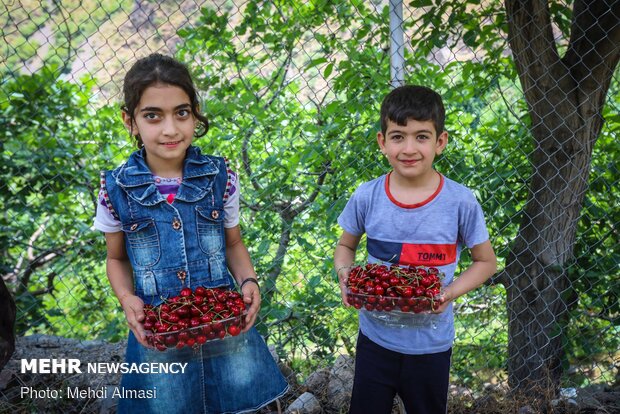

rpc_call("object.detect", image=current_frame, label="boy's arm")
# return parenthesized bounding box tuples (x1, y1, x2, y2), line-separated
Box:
(435, 239, 497, 313)
(104, 232, 149, 346)
(225, 225, 259, 331)
(334, 231, 362, 307)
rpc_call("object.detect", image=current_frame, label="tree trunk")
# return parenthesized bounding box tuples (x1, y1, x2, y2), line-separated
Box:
(0, 277, 16, 370)
(503, 0, 620, 398)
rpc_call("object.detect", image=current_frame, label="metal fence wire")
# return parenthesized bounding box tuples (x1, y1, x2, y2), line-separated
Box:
(1, 0, 618, 413)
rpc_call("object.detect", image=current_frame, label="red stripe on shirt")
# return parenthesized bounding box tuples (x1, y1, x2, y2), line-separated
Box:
(399, 243, 457, 266)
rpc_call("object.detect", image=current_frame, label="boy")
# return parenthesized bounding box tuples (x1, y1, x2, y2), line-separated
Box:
(334, 85, 497, 414)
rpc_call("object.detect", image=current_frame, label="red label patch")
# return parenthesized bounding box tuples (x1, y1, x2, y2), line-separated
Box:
(399, 243, 457, 266)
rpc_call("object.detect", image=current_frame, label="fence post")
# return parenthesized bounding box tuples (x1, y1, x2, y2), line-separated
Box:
(389, 0, 405, 88)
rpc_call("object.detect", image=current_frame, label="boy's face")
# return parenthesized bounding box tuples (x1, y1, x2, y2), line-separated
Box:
(377, 118, 448, 183)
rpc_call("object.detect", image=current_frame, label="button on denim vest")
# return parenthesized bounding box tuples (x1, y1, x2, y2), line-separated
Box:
(104, 146, 234, 305)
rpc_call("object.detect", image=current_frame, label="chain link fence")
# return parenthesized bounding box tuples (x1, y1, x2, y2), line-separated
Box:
(1, 0, 618, 412)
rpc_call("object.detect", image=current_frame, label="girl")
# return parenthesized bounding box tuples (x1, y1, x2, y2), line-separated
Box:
(94, 53, 288, 413)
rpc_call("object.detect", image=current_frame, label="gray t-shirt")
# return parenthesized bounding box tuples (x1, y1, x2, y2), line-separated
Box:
(338, 172, 490, 354)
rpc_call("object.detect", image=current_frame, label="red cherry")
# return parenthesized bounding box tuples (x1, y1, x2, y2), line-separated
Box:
(200, 314, 213, 324)
(165, 335, 177, 347)
(180, 287, 193, 297)
(399, 286, 413, 298)
(228, 325, 241, 336)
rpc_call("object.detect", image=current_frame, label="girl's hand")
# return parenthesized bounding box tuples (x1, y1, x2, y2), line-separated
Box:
(120, 294, 150, 347)
(241, 281, 260, 332)
(337, 267, 351, 307)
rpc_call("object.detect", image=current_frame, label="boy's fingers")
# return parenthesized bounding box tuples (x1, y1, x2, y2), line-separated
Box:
(340, 284, 350, 307)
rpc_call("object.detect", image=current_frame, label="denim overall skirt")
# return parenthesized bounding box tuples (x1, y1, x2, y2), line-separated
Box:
(104, 148, 288, 413)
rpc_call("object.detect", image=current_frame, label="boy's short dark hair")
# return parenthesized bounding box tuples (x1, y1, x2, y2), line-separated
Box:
(380, 85, 445, 136)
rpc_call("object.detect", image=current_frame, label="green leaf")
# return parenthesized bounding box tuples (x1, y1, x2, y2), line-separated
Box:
(306, 57, 328, 69)
(323, 62, 334, 78)
(409, 0, 434, 7)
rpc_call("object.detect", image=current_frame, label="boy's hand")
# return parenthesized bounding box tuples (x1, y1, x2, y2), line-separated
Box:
(241, 281, 260, 332)
(431, 290, 454, 314)
(337, 267, 351, 307)
(120, 294, 150, 347)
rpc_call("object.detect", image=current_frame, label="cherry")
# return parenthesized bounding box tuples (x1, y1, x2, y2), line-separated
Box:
(180, 287, 193, 297)
(345, 264, 444, 314)
(228, 325, 241, 336)
(141, 285, 250, 351)
(399, 286, 413, 298)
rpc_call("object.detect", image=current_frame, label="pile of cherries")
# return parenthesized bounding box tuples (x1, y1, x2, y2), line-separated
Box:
(346, 264, 443, 313)
(143, 286, 246, 351)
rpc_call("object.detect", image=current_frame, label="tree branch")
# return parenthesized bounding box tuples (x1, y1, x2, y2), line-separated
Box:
(241, 47, 294, 195)
(30, 271, 57, 297)
(291, 160, 332, 217)
(241, 122, 262, 193)
(261, 47, 294, 107)
(564, 0, 620, 115)
(504, 0, 560, 103)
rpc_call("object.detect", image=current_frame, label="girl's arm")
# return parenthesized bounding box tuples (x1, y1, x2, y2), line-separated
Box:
(105, 232, 149, 346)
(334, 231, 362, 307)
(224, 225, 259, 331)
(434, 240, 497, 313)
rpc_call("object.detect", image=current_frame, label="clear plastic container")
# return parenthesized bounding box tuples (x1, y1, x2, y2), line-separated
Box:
(347, 290, 441, 313)
(347, 290, 443, 328)
(147, 313, 246, 351)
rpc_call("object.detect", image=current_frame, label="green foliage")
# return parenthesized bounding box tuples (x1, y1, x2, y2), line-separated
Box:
(1, 0, 617, 393)
(0, 66, 129, 340)
(173, 0, 619, 389)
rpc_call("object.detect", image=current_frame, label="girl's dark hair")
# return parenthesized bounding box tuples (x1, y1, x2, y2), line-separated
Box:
(122, 53, 209, 147)
(380, 85, 445, 137)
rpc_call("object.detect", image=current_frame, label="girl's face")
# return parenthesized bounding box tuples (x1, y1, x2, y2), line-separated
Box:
(123, 83, 196, 174)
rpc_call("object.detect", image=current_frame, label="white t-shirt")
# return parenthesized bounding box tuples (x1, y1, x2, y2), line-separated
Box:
(94, 171, 240, 233)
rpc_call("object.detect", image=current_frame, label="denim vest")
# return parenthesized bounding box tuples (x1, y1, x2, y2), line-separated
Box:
(104, 146, 234, 305)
